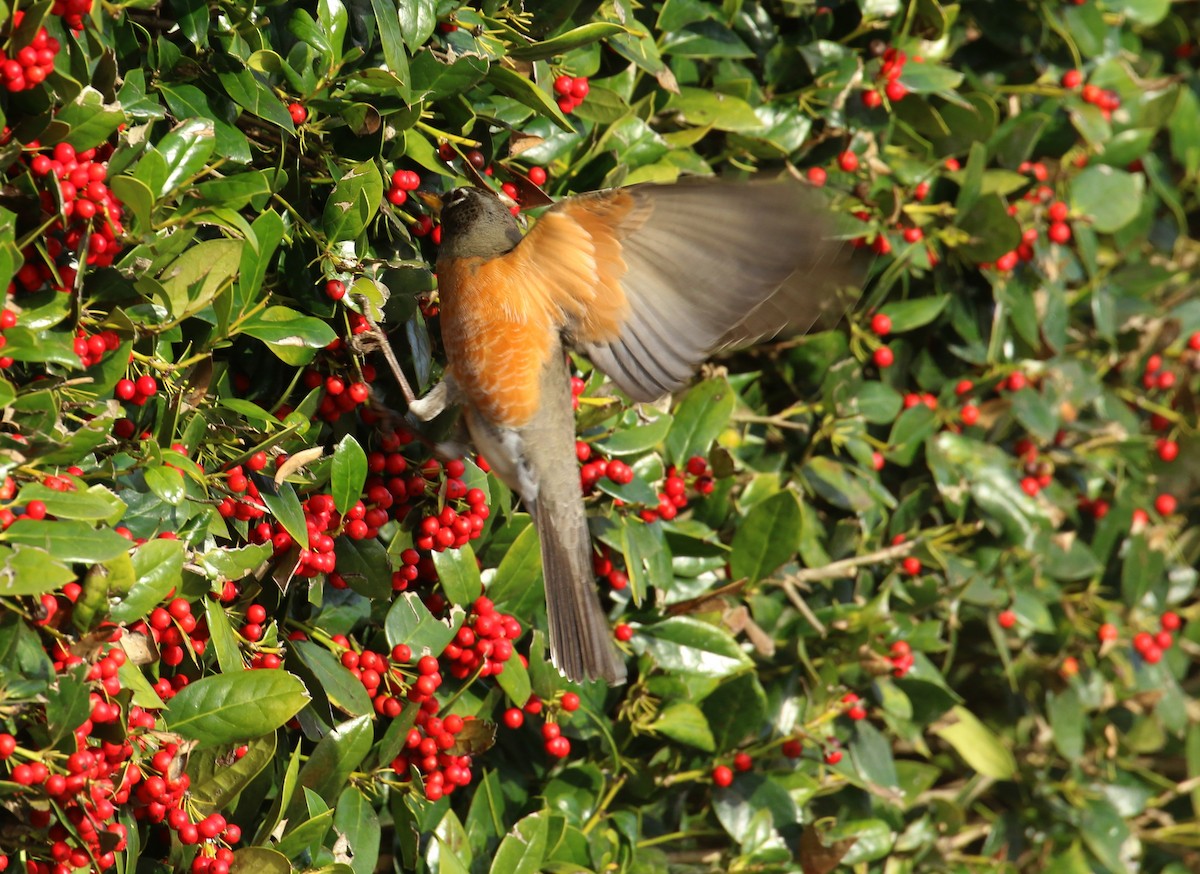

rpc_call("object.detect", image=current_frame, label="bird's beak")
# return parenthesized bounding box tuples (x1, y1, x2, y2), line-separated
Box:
(416, 191, 443, 215)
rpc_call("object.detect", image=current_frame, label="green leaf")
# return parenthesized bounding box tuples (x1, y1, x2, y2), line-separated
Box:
(885, 404, 939, 467)
(665, 378, 737, 466)
(256, 479, 310, 550)
(322, 162, 384, 243)
(956, 193, 1021, 262)
(291, 714, 373, 813)
(934, 705, 1016, 779)
(333, 536, 394, 599)
(494, 647, 532, 707)
(331, 434, 368, 515)
(486, 66, 574, 133)
(385, 592, 463, 657)
(729, 490, 801, 584)
(1069, 165, 1144, 233)
(878, 296, 949, 332)
(638, 617, 752, 678)
(14, 483, 125, 522)
(594, 411, 672, 456)
(252, 830, 322, 869)
(508, 22, 626, 61)
(0, 545, 76, 596)
(648, 701, 715, 751)
(665, 87, 763, 132)
(188, 733, 277, 817)
(1047, 687, 1084, 760)
(144, 465, 186, 506)
(2, 520, 132, 564)
(291, 639, 375, 718)
(218, 59, 297, 130)
(153, 118, 217, 199)
(51, 87, 125, 150)
(433, 542, 483, 605)
(109, 539, 186, 624)
(397, 0, 436, 52)
(240, 305, 338, 364)
(165, 670, 310, 746)
(486, 521, 542, 616)
(490, 811, 549, 874)
(334, 786, 381, 874)
(369, 0, 411, 101)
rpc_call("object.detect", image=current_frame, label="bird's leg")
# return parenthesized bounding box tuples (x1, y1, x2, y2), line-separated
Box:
(408, 374, 463, 422)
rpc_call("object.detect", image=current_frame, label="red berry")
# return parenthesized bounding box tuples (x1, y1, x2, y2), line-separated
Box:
(1160, 611, 1181, 632)
(901, 556, 921, 576)
(553, 75, 573, 96)
(838, 150, 859, 172)
(527, 166, 547, 186)
(861, 89, 882, 109)
(873, 345, 894, 368)
(870, 313, 892, 336)
(1156, 439, 1178, 463)
(806, 166, 827, 186)
(824, 749, 843, 765)
(1061, 70, 1082, 89)
(997, 609, 1017, 629)
(711, 765, 733, 787)
(115, 378, 136, 400)
(1097, 622, 1118, 643)
(1154, 493, 1177, 516)
(135, 374, 158, 396)
(1047, 222, 1071, 244)
(325, 279, 346, 301)
(614, 623, 633, 642)
(560, 692, 580, 712)
(884, 79, 907, 102)
(288, 102, 307, 124)
(733, 752, 752, 772)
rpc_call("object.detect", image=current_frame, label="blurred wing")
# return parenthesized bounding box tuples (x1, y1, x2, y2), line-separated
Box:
(556, 178, 858, 401)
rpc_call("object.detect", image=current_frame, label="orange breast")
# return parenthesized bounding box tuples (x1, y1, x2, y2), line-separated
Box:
(437, 256, 558, 428)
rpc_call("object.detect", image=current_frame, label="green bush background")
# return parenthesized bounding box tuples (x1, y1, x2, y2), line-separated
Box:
(0, 0, 1198, 871)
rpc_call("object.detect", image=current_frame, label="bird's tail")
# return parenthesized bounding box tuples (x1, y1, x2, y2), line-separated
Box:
(536, 494, 627, 685)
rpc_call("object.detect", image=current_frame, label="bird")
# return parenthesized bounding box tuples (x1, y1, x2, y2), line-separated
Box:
(409, 177, 856, 685)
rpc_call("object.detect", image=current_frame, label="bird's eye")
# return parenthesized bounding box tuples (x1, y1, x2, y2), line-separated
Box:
(446, 189, 470, 208)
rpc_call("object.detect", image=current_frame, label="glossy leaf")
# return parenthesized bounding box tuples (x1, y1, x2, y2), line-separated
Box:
(165, 670, 310, 746)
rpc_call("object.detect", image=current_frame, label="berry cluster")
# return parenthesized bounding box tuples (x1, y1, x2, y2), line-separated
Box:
(382, 654, 475, 801)
(252, 492, 341, 577)
(441, 596, 521, 679)
(143, 595, 211, 669)
(552, 74, 590, 114)
(592, 546, 629, 591)
(412, 463, 490, 551)
(73, 327, 120, 367)
(215, 457, 270, 525)
(0, 16, 59, 92)
(51, 0, 94, 31)
(114, 373, 159, 405)
(579, 449, 634, 491)
(304, 359, 374, 422)
(1080, 82, 1121, 117)
(501, 690, 581, 758)
(387, 168, 421, 205)
(24, 141, 126, 270)
(863, 46, 910, 107)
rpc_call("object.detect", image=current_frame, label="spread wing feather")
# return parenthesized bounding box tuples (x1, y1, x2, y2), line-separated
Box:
(555, 178, 856, 401)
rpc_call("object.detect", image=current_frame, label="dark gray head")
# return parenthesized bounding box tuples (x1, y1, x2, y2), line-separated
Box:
(437, 187, 523, 260)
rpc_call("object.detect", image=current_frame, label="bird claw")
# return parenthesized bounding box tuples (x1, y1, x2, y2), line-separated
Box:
(409, 376, 460, 421)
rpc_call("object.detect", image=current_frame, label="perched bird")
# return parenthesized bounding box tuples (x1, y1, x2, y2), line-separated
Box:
(411, 178, 855, 684)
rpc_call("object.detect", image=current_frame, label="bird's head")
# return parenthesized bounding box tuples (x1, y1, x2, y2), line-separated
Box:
(427, 187, 523, 260)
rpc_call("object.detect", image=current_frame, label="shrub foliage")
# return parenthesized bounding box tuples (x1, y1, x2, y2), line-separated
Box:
(0, 0, 1197, 871)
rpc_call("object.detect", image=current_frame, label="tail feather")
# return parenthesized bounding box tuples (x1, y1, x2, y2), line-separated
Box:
(536, 498, 627, 684)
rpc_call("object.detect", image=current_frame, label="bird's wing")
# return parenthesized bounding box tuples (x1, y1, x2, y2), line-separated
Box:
(516, 178, 858, 402)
